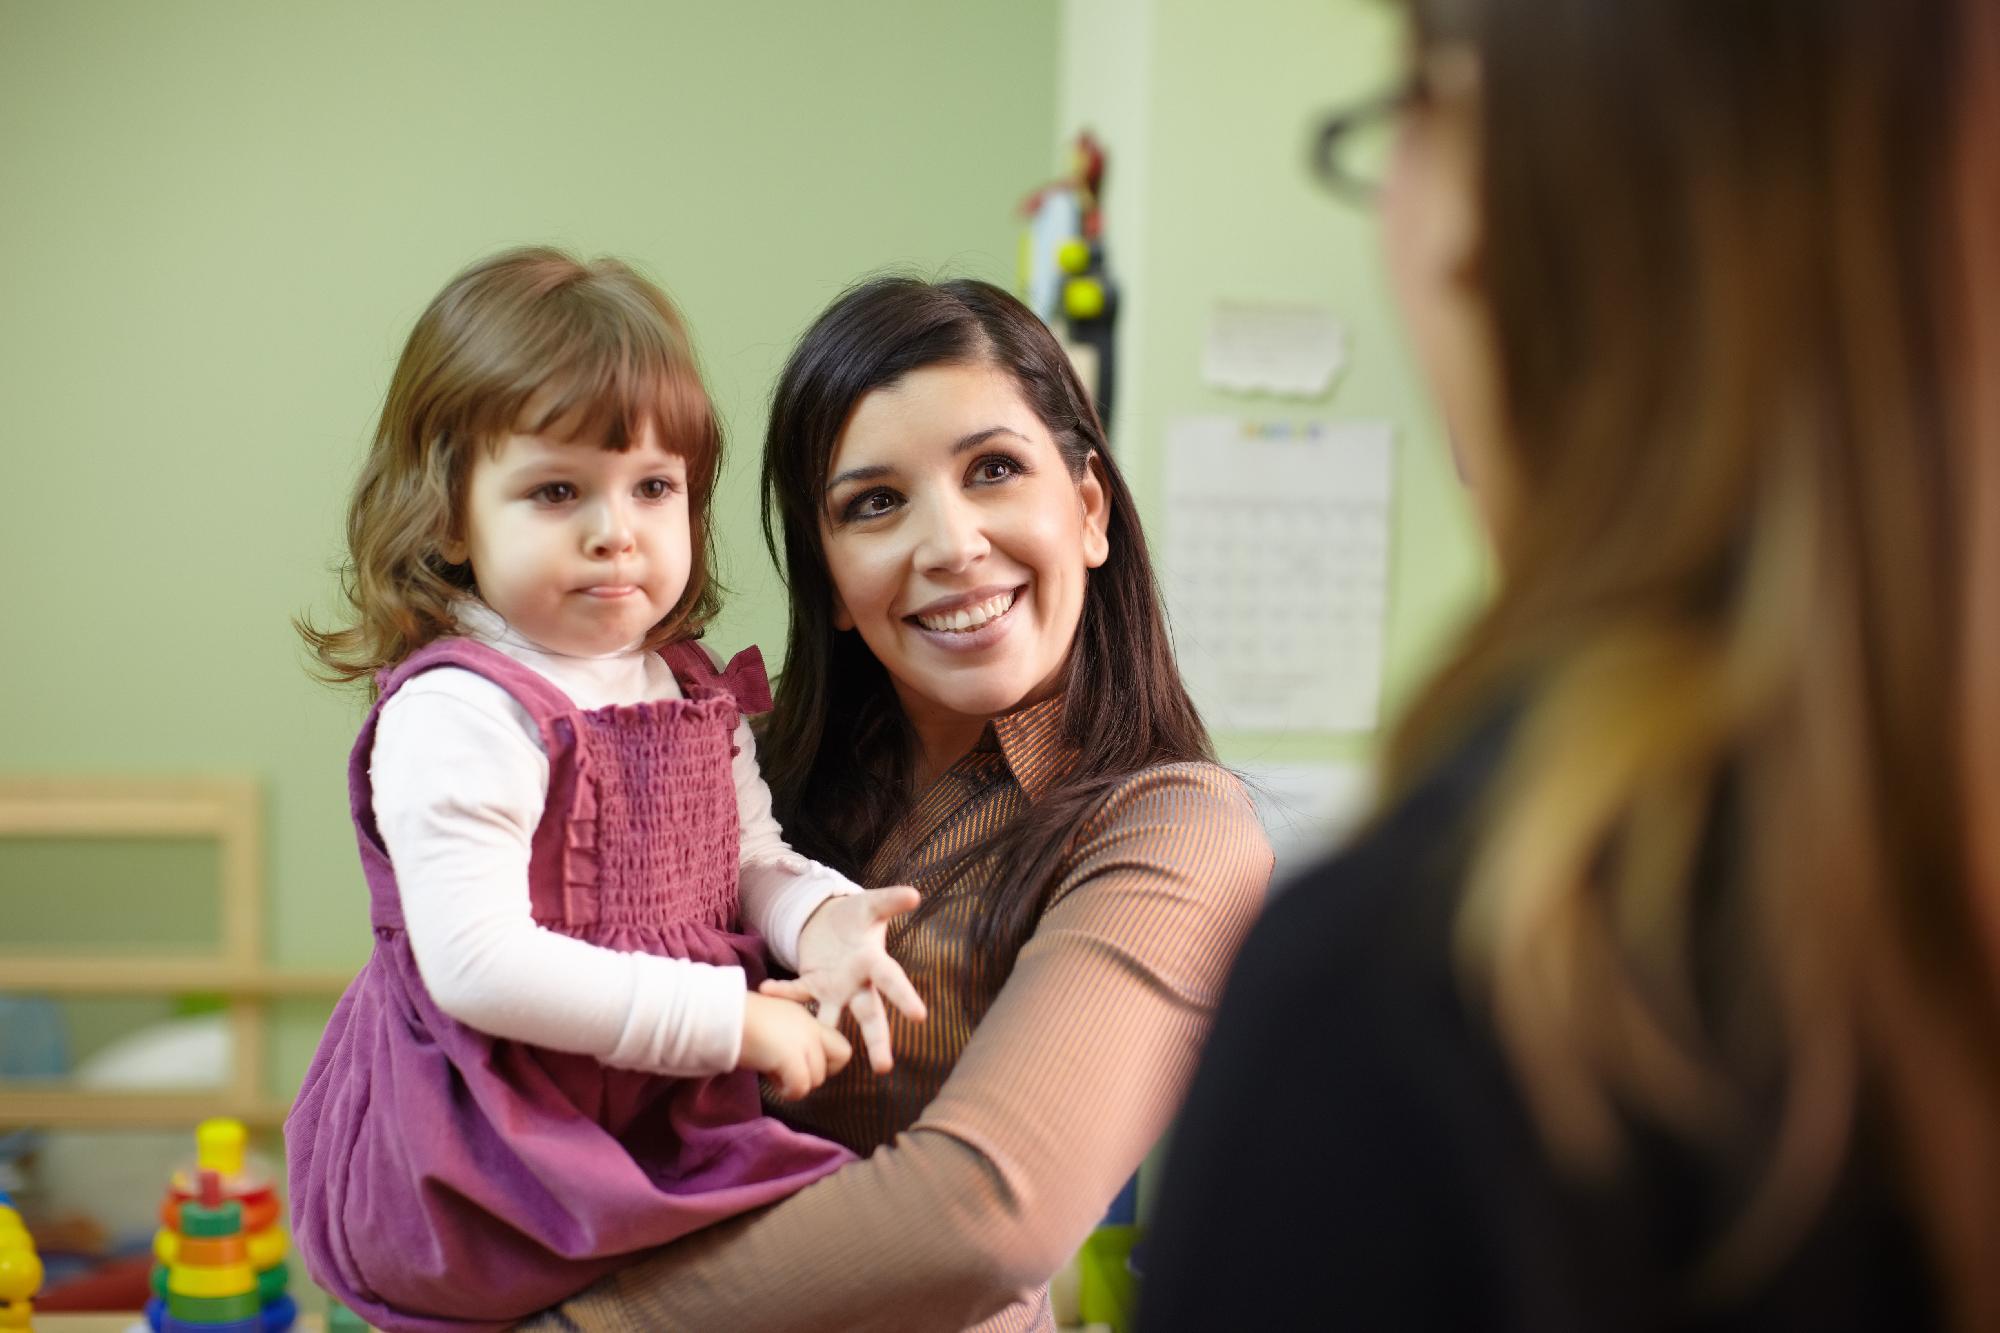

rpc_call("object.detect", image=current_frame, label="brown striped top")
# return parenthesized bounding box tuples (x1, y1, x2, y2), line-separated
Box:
(527, 693, 1273, 1333)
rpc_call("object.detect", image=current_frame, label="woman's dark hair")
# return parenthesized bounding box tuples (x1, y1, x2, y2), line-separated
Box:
(759, 276, 1213, 982)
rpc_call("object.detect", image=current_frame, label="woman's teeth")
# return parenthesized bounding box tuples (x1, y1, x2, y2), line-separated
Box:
(917, 590, 1015, 634)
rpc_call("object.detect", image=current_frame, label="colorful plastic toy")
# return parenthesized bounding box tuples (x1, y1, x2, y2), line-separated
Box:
(146, 1120, 294, 1333)
(1019, 130, 1123, 431)
(0, 1190, 42, 1332)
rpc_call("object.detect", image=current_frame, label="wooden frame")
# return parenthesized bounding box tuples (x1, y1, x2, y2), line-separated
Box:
(0, 777, 351, 1129)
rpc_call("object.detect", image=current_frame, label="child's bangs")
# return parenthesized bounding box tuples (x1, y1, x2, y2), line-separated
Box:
(512, 292, 719, 478)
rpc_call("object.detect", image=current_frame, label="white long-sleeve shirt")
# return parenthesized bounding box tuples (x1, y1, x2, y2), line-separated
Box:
(370, 602, 858, 1078)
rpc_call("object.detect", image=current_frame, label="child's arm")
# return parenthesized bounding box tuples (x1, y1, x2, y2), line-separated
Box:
(730, 714, 861, 969)
(760, 890, 927, 1075)
(373, 671, 751, 1076)
(741, 991, 851, 1099)
(729, 715, 927, 1072)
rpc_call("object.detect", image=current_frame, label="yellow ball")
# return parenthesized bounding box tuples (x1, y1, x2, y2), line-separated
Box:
(0, 1246, 41, 1302)
(1063, 278, 1107, 322)
(1056, 238, 1092, 275)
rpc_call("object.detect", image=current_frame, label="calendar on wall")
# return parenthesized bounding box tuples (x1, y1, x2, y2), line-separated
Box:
(1158, 416, 1394, 734)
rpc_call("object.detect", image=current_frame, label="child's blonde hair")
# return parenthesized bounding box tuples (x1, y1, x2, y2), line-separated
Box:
(301, 246, 723, 690)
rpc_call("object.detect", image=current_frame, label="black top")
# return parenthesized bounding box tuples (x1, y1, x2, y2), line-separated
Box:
(1139, 715, 1936, 1332)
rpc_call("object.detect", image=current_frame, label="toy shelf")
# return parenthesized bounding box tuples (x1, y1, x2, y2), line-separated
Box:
(0, 776, 351, 1131)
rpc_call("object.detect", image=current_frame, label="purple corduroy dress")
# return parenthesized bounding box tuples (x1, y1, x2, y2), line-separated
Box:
(286, 637, 851, 1333)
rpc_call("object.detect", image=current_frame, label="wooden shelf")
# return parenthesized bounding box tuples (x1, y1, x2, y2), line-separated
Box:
(38, 1316, 332, 1331)
(0, 776, 259, 837)
(0, 956, 352, 997)
(0, 1088, 296, 1130)
(0, 775, 335, 1134)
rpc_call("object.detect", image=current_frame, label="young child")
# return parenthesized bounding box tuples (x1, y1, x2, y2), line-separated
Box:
(287, 247, 926, 1332)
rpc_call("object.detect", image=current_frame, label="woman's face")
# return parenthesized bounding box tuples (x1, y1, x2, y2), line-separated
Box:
(819, 361, 1110, 748)
(1381, 48, 1513, 540)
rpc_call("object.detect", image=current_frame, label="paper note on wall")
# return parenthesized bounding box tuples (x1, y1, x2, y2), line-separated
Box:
(1160, 416, 1393, 733)
(1201, 302, 1348, 396)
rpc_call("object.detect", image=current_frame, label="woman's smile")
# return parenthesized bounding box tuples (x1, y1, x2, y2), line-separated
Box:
(905, 583, 1025, 648)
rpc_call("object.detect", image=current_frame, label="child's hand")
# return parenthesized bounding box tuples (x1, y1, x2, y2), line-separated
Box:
(740, 991, 851, 1100)
(760, 886, 927, 1076)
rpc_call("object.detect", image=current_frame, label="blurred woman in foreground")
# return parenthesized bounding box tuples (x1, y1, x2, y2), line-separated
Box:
(1143, 0, 2000, 1328)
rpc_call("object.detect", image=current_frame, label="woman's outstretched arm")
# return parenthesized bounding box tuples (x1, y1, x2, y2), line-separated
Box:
(526, 764, 1271, 1333)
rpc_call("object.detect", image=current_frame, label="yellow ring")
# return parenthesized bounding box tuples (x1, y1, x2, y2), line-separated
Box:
(167, 1262, 254, 1298)
(247, 1227, 288, 1268)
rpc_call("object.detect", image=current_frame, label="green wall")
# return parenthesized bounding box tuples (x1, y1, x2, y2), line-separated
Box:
(0, 1, 1060, 1083)
(1058, 0, 1487, 767)
(1, 0, 1483, 1105)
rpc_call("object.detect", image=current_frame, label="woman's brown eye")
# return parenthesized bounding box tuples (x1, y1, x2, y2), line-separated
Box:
(844, 489, 897, 521)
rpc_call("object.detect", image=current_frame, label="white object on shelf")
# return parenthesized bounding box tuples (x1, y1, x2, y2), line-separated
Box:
(34, 1013, 233, 1244)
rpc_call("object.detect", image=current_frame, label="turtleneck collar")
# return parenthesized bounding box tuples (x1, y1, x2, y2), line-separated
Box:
(450, 598, 672, 710)
(451, 598, 646, 661)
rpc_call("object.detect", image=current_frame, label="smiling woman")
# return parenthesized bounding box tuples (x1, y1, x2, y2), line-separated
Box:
(820, 362, 1110, 779)
(760, 279, 1241, 984)
(528, 277, 1274, 1332)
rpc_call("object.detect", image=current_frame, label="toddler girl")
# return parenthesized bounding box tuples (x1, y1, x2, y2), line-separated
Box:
(287, 247, 924, 1332)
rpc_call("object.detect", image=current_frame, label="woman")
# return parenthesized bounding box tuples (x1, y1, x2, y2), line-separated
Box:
(527, 277, 1272, 1331)
(1143, 1, 2000, 1330)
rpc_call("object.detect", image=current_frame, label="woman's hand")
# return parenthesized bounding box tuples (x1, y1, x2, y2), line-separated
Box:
(740, 991, 852, 1099)
(761, 886, 928, 1074)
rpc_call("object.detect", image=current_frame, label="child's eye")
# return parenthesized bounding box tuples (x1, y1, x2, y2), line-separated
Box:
(971, 455, 1023, 485)
(842, 488, 901, 522)
(637, 477, 679, 500)
(532, 482, 577, 504)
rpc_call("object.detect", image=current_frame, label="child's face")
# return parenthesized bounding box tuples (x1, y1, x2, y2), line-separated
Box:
(445, 422, 692, 656)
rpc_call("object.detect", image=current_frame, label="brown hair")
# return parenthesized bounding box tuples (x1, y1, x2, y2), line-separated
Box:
(1959, 3, 2000, 937)
(759, 276, 1213, 983)
(1384, 0, 2000, 1323)
(299, 246, 723, 689)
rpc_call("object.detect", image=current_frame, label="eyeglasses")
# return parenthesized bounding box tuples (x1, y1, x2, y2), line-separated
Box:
(1311, 76, 1420, 206)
